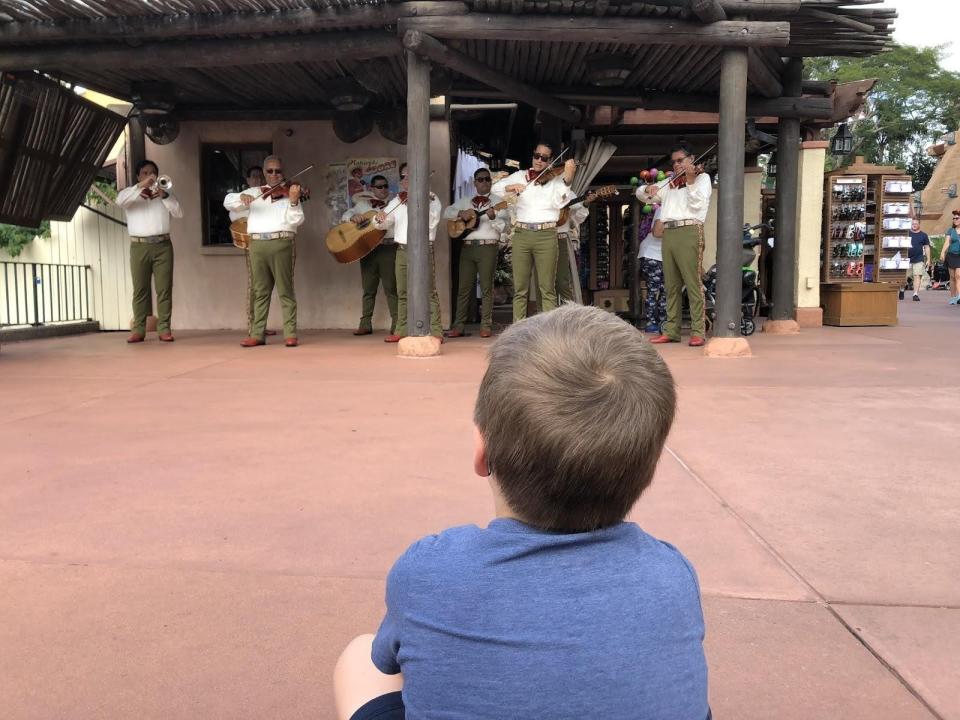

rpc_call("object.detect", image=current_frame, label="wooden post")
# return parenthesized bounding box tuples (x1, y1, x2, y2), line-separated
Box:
(126, 113, 146, 188)
(769, 58, 803, 330)
(710, 46, 750, 352)
(406, 50, 432, 340)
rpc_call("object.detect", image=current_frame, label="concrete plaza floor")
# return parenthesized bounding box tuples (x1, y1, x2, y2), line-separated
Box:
(1, 299, 958, 719)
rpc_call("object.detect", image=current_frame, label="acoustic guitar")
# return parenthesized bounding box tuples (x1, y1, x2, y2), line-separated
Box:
(325, 210, 386, 264)
(447, 198, 514, 241)
(557, 185, 618, 226)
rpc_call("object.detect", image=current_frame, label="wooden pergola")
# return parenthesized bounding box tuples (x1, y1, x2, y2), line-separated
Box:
(0, 0, 896, 349)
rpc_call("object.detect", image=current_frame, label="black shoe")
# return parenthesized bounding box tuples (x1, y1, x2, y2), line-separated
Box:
(898, 289, 905, 300)
(913, 294, 920, 302)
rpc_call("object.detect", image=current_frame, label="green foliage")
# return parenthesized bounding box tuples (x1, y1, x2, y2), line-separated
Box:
(807, 44, 960, 183)
(0, 221, 50, 257)
(86, 179, 117, 207)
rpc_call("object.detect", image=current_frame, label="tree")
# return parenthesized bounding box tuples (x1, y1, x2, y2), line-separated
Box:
(0, 221, 49, 257)
(806, 44, 960, 184)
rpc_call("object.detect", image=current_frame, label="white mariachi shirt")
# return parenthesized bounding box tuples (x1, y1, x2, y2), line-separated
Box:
(443, 193, 508, 242)
(557, 203, 590, 236)
(116, 186, 183, 236)
(342, 193, 395, 241)
(636, 173, 712, 225)
(226, 187, 304, 234)
(376, 193, 442, 245)
(491, 169, 572, 224)
(224, 189, 253, 222)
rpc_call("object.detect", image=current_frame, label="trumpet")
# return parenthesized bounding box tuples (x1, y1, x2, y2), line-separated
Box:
(153, 175, 173, 193)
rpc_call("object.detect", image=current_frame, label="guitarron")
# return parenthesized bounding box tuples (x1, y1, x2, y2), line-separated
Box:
(325, 211, 386, 264)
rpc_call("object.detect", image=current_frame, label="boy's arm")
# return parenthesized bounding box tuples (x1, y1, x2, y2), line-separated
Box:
(370, 553, 412, 674)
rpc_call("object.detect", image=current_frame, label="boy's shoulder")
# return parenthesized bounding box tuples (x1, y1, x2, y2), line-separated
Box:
(394, 520, 697, 583)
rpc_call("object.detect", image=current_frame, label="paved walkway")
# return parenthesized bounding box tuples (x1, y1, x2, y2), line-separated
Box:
(1, 299, 957, 719)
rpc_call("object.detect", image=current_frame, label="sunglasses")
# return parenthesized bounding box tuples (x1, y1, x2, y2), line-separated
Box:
(532, 153, 552, 161)
(371, 183, 389, 189)
(476, 177, 492, 182)
(265, 169, 283, 174)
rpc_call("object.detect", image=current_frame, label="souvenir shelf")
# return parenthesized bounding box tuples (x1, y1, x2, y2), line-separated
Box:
(820, 158, 908, 326)
(874, 175, 915, 284)
(823, 174, 868, 283)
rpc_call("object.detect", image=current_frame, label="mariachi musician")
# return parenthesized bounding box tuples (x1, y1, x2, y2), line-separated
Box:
(374, 162, 443, 342)
(115, 159, 182, 344)
(227, 155, 304, 348)
(491, 142, 575, 321)
(342, 174, 399, 336)
(636, 141, 711, 347)
(224, 166, 276, 338)
(443, 168, 507, 339)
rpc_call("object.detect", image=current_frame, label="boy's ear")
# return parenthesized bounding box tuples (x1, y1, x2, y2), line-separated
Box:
(473, 425, 490, 478)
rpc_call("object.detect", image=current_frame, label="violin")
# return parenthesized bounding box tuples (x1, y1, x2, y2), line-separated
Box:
(261, 181, 310, 203)
(668, 164, 705, 189)
(533, 160, 579, 186)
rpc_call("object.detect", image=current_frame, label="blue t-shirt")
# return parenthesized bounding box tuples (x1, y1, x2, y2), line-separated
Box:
(908, 231, 929, 263)
(372, 518, 709, 720)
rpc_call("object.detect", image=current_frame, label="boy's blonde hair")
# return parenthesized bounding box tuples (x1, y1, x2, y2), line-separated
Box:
(474, 305, 676, 532)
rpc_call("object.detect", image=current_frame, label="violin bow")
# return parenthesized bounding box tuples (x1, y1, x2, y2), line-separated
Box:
(253, 163, 315, 202)
(649, 144, 717, 193)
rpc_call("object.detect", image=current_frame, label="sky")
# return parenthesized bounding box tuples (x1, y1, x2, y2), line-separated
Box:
(886, 0, 960, 71)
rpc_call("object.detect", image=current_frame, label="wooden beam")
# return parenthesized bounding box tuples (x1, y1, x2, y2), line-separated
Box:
(801, 79, 834, 97)
(0, 32, 401, 71)
(747, 48, 783, 98)
(651, 0, 800, 14)
(691, 0, 727, 23)
(176, 107, 335, 121)
(127, 115, 145, 187)
(403, 30, 580, 124)
(800, 8, 876, 34)
(0, 2, 468, 44)
(399, 15, 790, 48)
(450, 86, 834, 119)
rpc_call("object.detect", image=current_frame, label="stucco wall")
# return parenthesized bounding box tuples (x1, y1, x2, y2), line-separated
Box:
(701, 167, 763, 271)
(797, 141, 826, 309)
(146, 119, 451, 331)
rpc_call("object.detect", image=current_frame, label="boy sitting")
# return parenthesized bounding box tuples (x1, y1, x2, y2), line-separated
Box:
(334, 304, 710, 720)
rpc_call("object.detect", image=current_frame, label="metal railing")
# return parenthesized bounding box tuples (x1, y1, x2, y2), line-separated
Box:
(1, 261, 93, 327)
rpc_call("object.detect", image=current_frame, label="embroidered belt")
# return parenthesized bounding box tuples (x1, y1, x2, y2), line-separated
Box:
(662, 219, 702, 230)
(463, 237, 499, 246)
(130, 234, 170, 244)
(557, 233, 570, 241)
(250, 231, 296, 240)
(516, 221, 557, 231)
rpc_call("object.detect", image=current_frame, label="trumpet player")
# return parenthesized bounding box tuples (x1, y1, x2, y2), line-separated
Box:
(116, 160, 182, 343)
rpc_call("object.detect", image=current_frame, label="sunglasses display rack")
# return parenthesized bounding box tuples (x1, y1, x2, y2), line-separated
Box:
(875, 175, 915, 283)
(822, 175, 868, 282)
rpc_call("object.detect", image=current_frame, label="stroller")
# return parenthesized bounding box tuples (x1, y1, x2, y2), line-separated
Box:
(930, 260, 951, 291)
(700, 223, 766, 336)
